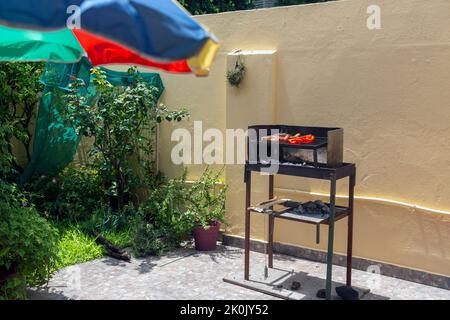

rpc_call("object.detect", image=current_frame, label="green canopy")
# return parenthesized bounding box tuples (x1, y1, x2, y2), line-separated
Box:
(0, 25, 83, 63)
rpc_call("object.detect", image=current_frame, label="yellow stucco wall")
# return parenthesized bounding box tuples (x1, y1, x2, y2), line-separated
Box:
(156, 0, 450, 277)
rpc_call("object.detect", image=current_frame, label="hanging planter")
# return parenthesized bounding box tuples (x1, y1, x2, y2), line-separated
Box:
(226, 55, 246, 88)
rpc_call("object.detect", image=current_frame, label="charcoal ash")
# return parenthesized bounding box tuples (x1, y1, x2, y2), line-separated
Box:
(302, 201, 317, 211)
(282, 148, 328, 165)
(290, 200, 330, 216)
(292, 204, 305, 214)
(314, 200, 330, 213)
(284, 200, 302, 208)
(282, 161, 308, 166)
(259, 159, 310, 167)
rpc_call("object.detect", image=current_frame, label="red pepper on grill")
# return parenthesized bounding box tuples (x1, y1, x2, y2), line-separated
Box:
(287, 134, 315, 144)
(261, 132, 315, 144)
(301, 134, 315, 143)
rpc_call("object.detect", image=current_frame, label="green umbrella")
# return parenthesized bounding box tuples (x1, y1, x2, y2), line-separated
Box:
(0, 25, 83, 62)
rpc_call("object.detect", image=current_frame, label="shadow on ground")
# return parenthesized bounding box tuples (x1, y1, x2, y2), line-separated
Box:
(27, 288, 70, 300)
(224, 266, 390, 300)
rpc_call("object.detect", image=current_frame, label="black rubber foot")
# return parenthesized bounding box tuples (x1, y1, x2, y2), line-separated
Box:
(290, 281, 301, 291)
(316, 288, 326, 299)
(336, 285, 359, 300)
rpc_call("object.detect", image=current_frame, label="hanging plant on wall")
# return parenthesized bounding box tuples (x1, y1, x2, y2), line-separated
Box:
(226, 55, 246, 88)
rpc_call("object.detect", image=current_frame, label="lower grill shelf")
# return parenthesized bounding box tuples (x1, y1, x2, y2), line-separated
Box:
(274, 206, 349, 225)
(248, 198, 349, 225)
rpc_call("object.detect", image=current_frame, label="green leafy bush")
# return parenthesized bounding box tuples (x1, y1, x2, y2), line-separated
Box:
(185, 167, 227, 229)
(133, 168, 228, 257)
(132, 223, 178, 257)
(27, 166, 104, 221)
(140, 171, 191, 239)
(130, 171, 194, 257)
(101, 205, 140, 231)
(0, 180, 31, 208)
(0, 62, 43, 179)
(56, 166, 104, 220)
(64, 67, 188, 211)
(0, 203, 59, 300)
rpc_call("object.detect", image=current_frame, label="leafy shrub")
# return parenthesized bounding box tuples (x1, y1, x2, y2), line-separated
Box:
(57, 166, 104, 219)
(132, 223, 177, 257)
(27, 166, 104, 221)
(127, 171, 192, 257)
(185, 167, 227, 229)
(140, 171, 191, 239)
(0, 180, 31, 208)
(133, 168, 228, 256)
(0, 203, 58, 300)
(64, 67, 188, 211)
(0, 62, 43, 179)
(101, 205, 140, 231)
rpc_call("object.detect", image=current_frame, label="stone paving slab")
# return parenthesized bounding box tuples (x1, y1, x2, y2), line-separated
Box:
(28, 245, 450, 300)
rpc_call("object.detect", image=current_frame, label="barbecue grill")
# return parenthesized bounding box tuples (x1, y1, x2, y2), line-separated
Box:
(243, 124, 356, 300)
(247, 124, 343, 167)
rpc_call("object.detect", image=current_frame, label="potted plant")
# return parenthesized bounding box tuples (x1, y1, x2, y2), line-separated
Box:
(186, 167, 227, 251)
(226, 56, 246, 88)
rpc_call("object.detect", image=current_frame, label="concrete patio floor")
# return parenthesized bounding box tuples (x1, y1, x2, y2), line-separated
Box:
(29, 245, 450, 300)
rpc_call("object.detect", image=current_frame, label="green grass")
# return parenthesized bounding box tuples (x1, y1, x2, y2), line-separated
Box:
(55, 227, 104, 270)
(50, 221, 134, 270)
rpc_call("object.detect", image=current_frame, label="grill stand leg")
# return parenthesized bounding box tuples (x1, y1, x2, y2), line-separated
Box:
(325, 174, 337, 300)
(244, 170, 251, 281)
(316, 224, 320, 244)
(268, 175, 274, 268)
(346, 173, 355, 286)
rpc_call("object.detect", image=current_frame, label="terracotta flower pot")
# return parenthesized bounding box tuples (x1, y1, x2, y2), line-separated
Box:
(193, 221, 220, 251)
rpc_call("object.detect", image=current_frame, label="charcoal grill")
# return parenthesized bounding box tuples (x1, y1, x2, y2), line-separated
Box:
(247, 124, 343, 167)
(243, 124, 356, 300)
